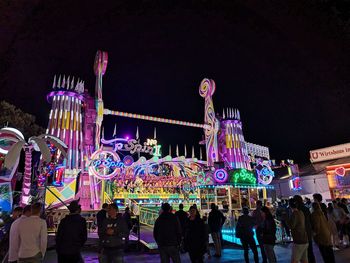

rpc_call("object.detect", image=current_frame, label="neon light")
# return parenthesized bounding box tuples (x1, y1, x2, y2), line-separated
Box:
(89, 150, 122, 180)
(290, 176, 302, 191)
(214, 169, 228, 183)
(92, 158, 124, 168)
(47, 90, 85, 103)
(256, 167, 274, 185)
(230, 169, 256, 185)
(101, 138, 156, 156)
(153, 145, 162, 157)
(105, 109, 208, 129)
(146, 139, 157, 146)
(335, 166, 345, 177)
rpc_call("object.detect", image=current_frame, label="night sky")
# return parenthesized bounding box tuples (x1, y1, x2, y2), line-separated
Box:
(1, 1, 350, 164)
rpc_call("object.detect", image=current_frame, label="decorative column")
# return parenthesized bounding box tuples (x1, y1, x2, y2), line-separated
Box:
(21, 144, 33, 205)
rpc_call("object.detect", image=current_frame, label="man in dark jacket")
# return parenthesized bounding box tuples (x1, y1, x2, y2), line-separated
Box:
(175, 203, 188, 253)
(99, 203, 129, 263)
(252, 200, 267, 263)
(56, 200, 87, 263)
(175, 204, 188, 234)
(236, 207, 259, 263)
(294, 195, 315, 263)
(97, 203, 109, 233)
(154, 203, 182, 263)
(208, 203, 226, 257)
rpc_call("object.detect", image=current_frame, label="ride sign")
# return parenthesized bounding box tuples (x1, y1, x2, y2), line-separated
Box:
(89, 150, 123, 180)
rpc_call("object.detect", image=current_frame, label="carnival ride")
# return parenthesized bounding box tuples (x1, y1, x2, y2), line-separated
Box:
(36, 51, 275, 213)
(0, 50, 281, 244)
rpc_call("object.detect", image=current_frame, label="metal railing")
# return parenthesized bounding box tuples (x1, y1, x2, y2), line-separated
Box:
(139, 206, 159, 226)
(221, 217, 285, 245)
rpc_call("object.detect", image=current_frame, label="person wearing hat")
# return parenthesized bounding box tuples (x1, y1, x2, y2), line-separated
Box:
(56, 200, 87, 263)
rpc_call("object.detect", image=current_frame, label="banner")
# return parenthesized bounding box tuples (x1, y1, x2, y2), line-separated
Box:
(310, 143, 350, 163)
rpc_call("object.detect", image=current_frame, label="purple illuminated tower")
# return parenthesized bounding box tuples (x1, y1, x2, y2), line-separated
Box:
(218, 108, 251, 169)
(46, 75, 85, 170)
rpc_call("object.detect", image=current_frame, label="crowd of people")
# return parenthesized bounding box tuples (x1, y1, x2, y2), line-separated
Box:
(153, 202, 226, 263)
(237, 194, 350, 263)
(1, 193, 349, 263)
(0, 201, 133, 263)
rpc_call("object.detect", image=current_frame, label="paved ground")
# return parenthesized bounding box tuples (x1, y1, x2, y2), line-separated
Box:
(44, 243, 350, 263)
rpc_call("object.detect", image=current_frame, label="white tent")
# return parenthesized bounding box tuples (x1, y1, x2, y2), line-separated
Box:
(272, 173, 331, 201)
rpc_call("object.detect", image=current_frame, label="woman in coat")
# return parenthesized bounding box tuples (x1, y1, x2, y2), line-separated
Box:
(184, 206, 207, 263)
(261, 206, 277, 263)
(311, 202, 335, 263)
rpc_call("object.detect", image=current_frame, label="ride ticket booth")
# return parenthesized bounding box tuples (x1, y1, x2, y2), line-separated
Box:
(198, 168, 275, 244)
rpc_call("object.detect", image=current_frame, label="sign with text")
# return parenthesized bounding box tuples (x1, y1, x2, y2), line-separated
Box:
(310, 143, 350, 163)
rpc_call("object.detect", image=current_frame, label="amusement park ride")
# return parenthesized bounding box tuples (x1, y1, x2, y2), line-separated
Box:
(0, 51, 305, 245)
(0, 51, 282, 218)
(36, 50, 276, 215)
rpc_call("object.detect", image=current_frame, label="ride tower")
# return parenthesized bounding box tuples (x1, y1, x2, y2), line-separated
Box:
(218, 108, 251, 169)
(45, 75, 87, 207)
(47, 75, 85, 170)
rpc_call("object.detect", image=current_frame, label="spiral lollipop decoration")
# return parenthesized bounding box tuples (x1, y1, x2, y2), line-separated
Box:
(94, 50, 108, 77)
(199, 78, 216, 98)
(199, 78, 219, 166)
(93, 50, 108, 152)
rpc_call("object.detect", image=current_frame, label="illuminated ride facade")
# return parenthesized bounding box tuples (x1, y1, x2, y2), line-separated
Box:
(39, 51, 276, 218)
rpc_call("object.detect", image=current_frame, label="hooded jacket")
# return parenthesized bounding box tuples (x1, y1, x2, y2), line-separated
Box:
(153, 212, 182, 247)
(184, 217, 207, 254)
(56, 214, 87, 255)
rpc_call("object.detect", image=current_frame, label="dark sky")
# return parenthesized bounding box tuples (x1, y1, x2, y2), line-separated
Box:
(1, 0, 350, 164)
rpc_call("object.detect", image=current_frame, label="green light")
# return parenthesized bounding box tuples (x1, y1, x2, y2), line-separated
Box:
(153, 145, 162, 157)
(230, 169, 257, 185)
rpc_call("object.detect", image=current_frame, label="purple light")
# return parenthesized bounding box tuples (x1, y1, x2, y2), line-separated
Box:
(47, 91, 85, 103)
(214, 169, 228, 183)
